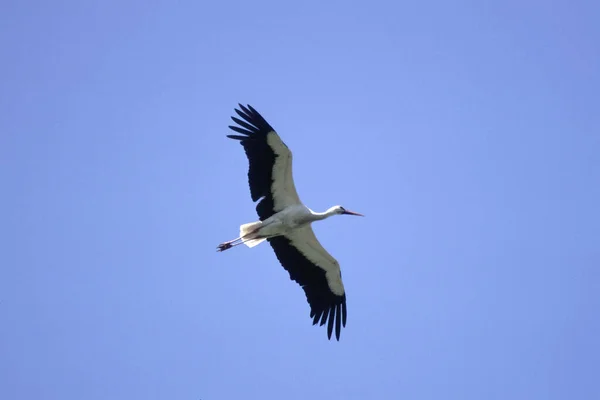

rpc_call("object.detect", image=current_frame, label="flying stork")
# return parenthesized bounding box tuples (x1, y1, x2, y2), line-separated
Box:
(217, 104, 364, 341)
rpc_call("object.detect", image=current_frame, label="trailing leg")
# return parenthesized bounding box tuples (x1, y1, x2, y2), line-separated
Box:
(217, 220, 263, 252)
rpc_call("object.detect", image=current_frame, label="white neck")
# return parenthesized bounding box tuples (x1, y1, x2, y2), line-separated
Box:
(311, 206, 339, 221)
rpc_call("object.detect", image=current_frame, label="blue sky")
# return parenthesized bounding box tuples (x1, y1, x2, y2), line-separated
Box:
(1, 0, 599, 399)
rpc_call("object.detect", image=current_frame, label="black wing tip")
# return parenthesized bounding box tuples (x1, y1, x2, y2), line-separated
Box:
(316, 298, 346, 341)
(226, 134, 246, 141)
(237, 103, 258, 115)
(234, 103, 254, 119)
(229, 103, 274, 134)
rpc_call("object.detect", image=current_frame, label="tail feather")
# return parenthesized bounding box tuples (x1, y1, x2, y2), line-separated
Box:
(217, 221, 266, 252)
(239, 221, 267, 248)
(239, 221, 262, 237)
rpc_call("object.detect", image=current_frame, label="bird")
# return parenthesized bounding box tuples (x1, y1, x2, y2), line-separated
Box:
(217, 104, 364, 341)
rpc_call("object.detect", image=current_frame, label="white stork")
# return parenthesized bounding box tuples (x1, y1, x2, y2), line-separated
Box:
(217, 104, 363, 341)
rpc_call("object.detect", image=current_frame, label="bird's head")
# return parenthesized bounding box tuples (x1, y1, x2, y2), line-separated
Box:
(333, 205, 364, 217)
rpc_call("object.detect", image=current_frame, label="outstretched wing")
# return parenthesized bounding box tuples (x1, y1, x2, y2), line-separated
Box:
(227, 104, 301, 220)
(268, 225, 347, 341)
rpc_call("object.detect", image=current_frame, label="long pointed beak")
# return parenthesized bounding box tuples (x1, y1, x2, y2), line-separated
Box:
(343, 210, 364, 217)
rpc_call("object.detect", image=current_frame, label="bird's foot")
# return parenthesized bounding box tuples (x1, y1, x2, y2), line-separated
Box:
(216, 242, 233, 252)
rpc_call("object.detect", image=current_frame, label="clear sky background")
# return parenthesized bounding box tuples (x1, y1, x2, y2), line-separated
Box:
(1, 1, 599, 399)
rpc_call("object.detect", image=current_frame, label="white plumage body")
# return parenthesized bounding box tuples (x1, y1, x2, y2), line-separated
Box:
(254, 205, 313, 236)
(238, 205, 327, 249)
